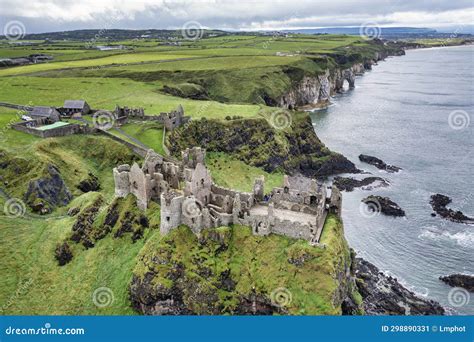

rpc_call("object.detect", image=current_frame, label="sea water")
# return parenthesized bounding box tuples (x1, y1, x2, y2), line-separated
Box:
(311, 45, 474, 315)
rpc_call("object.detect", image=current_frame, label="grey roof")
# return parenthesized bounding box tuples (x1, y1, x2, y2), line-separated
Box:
(29, 106, 60, 117)
(63, 100, 87, 109)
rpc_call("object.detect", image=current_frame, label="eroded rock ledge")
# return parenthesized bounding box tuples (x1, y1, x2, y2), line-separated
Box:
(354, 258, 445, 315)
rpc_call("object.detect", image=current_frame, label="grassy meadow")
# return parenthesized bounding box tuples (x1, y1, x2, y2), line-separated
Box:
(0, 33, 368, 315)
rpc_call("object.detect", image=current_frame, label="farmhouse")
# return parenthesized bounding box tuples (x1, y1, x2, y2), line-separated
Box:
(28, 106, 61, 122)
(59, 100, 91, 117)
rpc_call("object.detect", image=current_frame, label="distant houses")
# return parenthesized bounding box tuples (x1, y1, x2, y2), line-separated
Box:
(0, 54, 53, 67)
(94, 45, 125, 51)
(10, 99, 190, 139)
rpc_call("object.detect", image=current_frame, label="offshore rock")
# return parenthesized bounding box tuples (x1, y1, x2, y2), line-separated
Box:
(334, 176, 389, 192)
(430, 194, 474, 224)
(362, 195, 406, 217)
(359, 154, 402, 173)
(439, 274, 474, 292)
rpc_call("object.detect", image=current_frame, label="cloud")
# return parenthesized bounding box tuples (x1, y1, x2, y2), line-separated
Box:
(0, 0, 472, 33)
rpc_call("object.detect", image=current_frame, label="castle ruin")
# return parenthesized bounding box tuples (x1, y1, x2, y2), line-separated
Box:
(113, 148, 341, 244)
(113, 104, 190, 131)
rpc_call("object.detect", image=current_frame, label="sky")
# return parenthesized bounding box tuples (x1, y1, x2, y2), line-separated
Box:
(0, 0, 473, 34)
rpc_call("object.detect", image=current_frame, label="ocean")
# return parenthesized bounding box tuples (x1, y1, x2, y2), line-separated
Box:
(311, 45, 474, 315)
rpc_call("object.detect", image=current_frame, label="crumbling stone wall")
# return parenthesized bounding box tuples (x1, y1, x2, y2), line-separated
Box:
(113, 147, 341, 244)
(113, 104, 190, 131)
(182, 147, 206, 169)
(11, 119, 91, 138)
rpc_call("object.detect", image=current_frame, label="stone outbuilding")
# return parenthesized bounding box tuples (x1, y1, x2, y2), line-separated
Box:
(28, 106, 61, 122)
(60, 100, 91, 117)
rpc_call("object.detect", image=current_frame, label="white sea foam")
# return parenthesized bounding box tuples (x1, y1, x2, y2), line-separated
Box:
(407, 285, 430, 297)
(419, 226, 474, 249)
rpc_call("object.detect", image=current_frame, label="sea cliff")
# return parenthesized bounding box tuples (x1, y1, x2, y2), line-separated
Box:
(278, 49, 405, 109)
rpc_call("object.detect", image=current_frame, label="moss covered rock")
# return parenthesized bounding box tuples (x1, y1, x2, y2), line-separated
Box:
(24, 164, 72, 214)
(130, 215, 355, 315)
(168, 114, 358, 177)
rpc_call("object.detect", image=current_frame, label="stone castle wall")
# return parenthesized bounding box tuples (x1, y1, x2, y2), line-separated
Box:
(11, 119, 91, 138)
(113, 147, 341, 243)
(114, 104, 191, 131)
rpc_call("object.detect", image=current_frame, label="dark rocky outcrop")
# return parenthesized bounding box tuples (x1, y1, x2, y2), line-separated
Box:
(54, 242, 73, 266)
(70, 196, 105, 249)
(113, 210, 149, 242)
(430, 194, 474, 224)
(440, 274, 474, 292)
(168, 116, 359, 178)
(77, 173, 101, 193)
(334, 176, 389, 192)
(359, 154, 402, 173)
(24, 164, 73, 214)
(362, 195, 406, 217)
(354, 258, 445, 315)
(67, 207, 80, 217)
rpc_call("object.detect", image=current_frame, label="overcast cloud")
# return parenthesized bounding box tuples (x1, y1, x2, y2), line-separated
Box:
(0, 0, 473, 34)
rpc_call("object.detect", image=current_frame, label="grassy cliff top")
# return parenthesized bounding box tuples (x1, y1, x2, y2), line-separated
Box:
(0, 33, 367, 315)
(131, 214, 350, 315)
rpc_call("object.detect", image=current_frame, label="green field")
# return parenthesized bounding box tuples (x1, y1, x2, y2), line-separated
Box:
(0, 77, 261, 119)
(0, 33, 383, 315)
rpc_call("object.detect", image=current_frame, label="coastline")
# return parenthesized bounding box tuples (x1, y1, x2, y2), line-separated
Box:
(309, 43, 473, 315)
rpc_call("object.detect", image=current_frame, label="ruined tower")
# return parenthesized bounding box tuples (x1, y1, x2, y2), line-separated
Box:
(253, 176, 265, 202)
(113, 164, 131, 198)
(160, 191, 184, 235)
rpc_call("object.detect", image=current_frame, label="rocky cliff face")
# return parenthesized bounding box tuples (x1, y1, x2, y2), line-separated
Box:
(168, 115, 359, 178)
(130, 217, 353, 315)
(352, 258, 445, 315)
(278, 51, 403, 110)
(278, 66, 358, 109)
